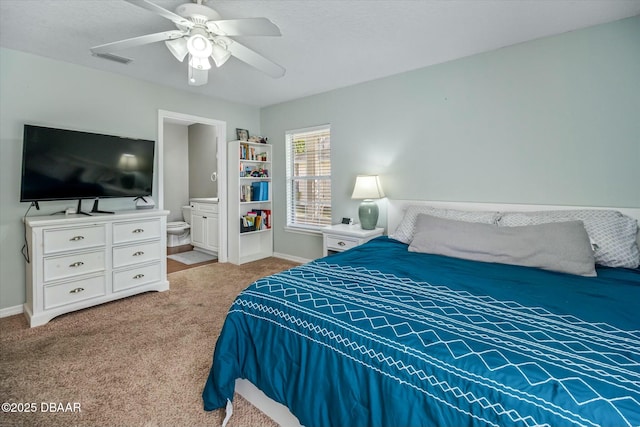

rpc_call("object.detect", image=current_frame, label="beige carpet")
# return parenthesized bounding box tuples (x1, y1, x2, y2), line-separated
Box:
(0, 257, 299, 427)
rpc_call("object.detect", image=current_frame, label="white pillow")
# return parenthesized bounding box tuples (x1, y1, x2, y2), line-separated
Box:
(498, 210, 639, 269)
(390, 205, 500, 244)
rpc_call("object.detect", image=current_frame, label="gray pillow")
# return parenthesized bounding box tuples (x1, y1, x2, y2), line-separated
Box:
(390, 205, 500, 244)
(498, 210, 639, 269)
(408, 214, 597, 277)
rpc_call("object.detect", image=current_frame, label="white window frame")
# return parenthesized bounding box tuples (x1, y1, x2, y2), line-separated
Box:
(285, 124, 332, 233)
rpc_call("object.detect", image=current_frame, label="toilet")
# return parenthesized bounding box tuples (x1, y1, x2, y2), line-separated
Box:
(167, 205, 192, 247)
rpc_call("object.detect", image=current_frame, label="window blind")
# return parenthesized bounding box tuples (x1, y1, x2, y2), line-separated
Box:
(285, 125, 331, 230)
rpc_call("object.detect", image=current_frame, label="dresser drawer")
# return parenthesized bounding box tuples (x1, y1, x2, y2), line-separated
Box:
(113, 219, 161, 244)
(113, 263, 162, 293)
(113, 241, 163, 268)
(44, 275, 106, 310)
(43, 250, 106, 282)
(43, 225, 106, 254)
(326, 235, 358, 251)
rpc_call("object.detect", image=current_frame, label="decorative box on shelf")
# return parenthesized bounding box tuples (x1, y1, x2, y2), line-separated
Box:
(240, 209, 271, 233)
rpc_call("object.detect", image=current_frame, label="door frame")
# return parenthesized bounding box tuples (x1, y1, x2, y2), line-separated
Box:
(157, 109, 228, 262)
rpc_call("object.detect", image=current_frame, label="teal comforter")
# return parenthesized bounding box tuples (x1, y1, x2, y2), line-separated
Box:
(203, 237, 640, 427)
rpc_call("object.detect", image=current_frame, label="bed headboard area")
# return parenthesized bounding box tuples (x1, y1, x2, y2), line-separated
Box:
(387, 199, 640, 253)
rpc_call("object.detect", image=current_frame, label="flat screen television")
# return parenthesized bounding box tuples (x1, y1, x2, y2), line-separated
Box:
(20, 124, 155, 213)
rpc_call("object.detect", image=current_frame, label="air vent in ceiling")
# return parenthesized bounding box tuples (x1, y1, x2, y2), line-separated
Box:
(92, 52, 133, 64)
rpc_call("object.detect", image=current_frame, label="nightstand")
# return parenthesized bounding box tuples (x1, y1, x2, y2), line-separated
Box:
(322, 224, 384, 257)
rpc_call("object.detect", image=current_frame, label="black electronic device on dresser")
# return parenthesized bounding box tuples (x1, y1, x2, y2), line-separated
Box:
(20, 124, 155, 214)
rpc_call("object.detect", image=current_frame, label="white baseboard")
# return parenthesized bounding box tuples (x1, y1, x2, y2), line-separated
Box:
(0, 304, 24, 319)
(272, 252, 312, 264)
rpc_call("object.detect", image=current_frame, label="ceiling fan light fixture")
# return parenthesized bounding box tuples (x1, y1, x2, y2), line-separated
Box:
(165, 38, 188, 62)
(91, 0, 285, 85)
(211, 43, 231, 67)
(187, 34, 213, 58)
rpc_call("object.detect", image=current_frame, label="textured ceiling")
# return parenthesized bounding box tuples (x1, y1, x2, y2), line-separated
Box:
(1, 0, 639, 107)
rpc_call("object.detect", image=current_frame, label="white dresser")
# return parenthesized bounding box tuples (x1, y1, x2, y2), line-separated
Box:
(24, 210, 170, 327)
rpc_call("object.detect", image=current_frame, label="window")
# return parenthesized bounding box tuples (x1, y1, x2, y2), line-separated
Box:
(285, 125, 331, 231)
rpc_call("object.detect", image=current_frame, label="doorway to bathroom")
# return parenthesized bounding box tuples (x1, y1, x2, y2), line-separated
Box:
(157, 110, 228, 269)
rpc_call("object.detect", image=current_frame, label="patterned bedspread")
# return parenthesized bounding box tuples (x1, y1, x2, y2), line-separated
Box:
(203, 237, 640, 427)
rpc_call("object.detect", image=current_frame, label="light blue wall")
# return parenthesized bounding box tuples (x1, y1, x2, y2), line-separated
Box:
(261, 16, 640, 261)
(0, 48, 260, 310)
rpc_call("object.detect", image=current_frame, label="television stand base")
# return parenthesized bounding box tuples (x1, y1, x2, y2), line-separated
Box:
(90, 198, 114, 215)
(69, 199, 93, 216)
(47, 199, 114, 216)
(49, 200, 93, 216)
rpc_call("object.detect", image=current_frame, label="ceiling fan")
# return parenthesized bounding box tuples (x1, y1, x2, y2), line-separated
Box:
(91, 0, 285, 86)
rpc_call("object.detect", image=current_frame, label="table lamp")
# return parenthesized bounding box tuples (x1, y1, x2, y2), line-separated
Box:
(351, 175, 385, 230)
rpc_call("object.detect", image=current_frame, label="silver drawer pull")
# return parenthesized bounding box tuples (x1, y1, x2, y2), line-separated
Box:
(133, 251, 144, 256)
(338, 241, 346, 246)
(69, 261, 85, 268)
(133, 274, 145, 279)
(69, 287, 85, 294)
(69, 236, 85, 241)
(132, 229, 144, 233)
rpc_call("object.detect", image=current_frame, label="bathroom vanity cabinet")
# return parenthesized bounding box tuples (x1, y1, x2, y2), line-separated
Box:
(190, 200, 219, 254)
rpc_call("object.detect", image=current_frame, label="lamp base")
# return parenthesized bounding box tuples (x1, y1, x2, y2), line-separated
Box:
(358, 199, 379, 230)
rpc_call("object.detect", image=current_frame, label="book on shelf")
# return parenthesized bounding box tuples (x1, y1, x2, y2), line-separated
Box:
(240, 143, 250, 160)
(240, 184, 253, 202)
(240, 216, 255, 233)
(240, 209, 271, 233)
(239, 142, 268, 162)
(241, 182, 269, 202)
(250, 181, 269, 201)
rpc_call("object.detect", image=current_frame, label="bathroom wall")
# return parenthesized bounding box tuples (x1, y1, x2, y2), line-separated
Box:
(163, 123, 189, 222)
(164, 122, 219, 222)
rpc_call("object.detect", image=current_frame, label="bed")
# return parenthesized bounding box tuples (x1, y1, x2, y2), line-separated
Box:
(203, 200, 640, 427)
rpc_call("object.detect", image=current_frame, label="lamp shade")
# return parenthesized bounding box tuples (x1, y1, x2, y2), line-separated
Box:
(351, 175, 385, 200)
(211, 43, 231, 67)
(165, 38, 188, 62)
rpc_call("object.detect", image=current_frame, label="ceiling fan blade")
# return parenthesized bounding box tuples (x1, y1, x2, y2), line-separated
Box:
(206, 18, 281, 37)
(124, 0, 194, 29)
(224, 39, 285, 78)
(188, 63, 209, 86)
(91, 30, 185, 54)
